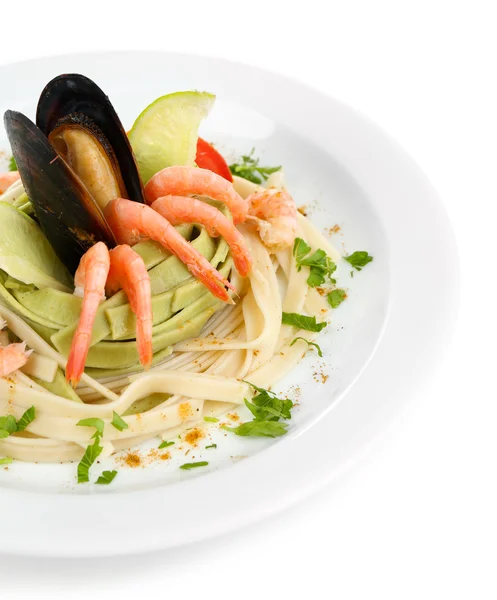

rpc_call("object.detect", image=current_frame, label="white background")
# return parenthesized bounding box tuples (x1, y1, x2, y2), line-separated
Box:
(0, 0, 495, 598)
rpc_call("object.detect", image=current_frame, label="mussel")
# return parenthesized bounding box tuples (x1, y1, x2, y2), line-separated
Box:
(4, 74, 144, 275)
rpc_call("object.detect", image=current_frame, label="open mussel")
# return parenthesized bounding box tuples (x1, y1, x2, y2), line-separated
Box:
(4, 74, 144, 275)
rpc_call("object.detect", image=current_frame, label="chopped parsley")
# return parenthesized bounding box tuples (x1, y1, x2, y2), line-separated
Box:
(16, 406, 36, 431)
(229, 149, 281, 184)
(203, 416, 219, 423)
(344, 251, 373, 271)
(282, 312, 327, 332)
(76, 417, 104, 438)
(223, 421, 288, 438)
(0, 415, 17, 436)
(179, 461, 209, 470)
(111, 411, 128, 432)
(205, 444, 217, 449)
(8, 156, 17, 171)
(95, 470, 118, 485)
(223, 382, 293, 438)
(158, 440, 175, 449)
(327, 289, 347, 308)
(77, 435, 103, 484)
(290, 337, 323, 357)
(0, 407, 36, 438)
(0, 457, 13, 465)
(243, 382, 293, 422)
(292, 238, 337, 287)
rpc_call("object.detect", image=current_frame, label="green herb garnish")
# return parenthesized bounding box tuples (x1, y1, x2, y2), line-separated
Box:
(95, 470, 118, 485)
(327, 289, 347, 308)
(76, 418, 105, 438)
(290, 337, 323, 357)
(229, 149, 281, 184)
(77, 435, 103, 484)
(8, 156, 17, 171)
(205, 444, 217, 449)
(0, 415, 17, 435)
(282, 312, 327, 332)
(158, 440, 175, 449)
(0, 457, 13, 465)
(111, 411, 128, 432)
(243, 382, 293, 422)
(203, 416, 219, 423)
(344, 251, 373, 271)
(179, 461, 209, 470)
(16, 406, 36, 432)
(223, 421, 289, 438)
(292, 238, 337, 286)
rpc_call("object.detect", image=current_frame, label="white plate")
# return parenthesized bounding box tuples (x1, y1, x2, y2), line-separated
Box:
(0, 51, 458, 557)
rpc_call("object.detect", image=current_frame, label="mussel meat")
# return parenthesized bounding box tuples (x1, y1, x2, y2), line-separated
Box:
(4, 74, 144, 275)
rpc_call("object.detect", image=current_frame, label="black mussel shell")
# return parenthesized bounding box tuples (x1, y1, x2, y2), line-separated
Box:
(4, 110, 116, 275)
(36, 73, 144, 204)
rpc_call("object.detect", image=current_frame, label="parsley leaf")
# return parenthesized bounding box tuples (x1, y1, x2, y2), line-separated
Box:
(206, 444, 217, 449)
(111, 411, 128, 432)
(179, 461, 209, 470)
(282, 312, 327, 332)
(292, 238, 337, 287)
(244, 392, 293, 422)
(0, 457, 13, 465)
(290, 337, 323, 357)
(344, 251, 373, 271)
(328, 289, 347, 308)
(8, 156, 17, 171)
(95, 470, 118, 485)
(77, 435, 103, 483)
(293, 237, 312, 264)
(229, 149, 281, 184)
(76, 418, 104, 438)
(158, 440, 175, 449)
(223, 421, 288, 437)
(203, 416, 219, 423)
(0, 415, 17, 435)
(16, 406, 36, 432)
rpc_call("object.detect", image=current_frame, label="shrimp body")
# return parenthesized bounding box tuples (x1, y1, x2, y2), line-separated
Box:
(246, 188, 297, 251)
(144, 166, 248, 224)
(0, 172, 21, 194)
(106, 245, 153, 369)
(0, 321, 31, 378)
(105, 198, 236, 303)
(151, 196, 252, 277)
(66, 242, 110, 386)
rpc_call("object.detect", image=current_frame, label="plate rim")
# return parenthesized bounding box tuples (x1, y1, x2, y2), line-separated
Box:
(0, 50, 459, 557)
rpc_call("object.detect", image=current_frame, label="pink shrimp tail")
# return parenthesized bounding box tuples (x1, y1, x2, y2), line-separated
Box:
(151, 196, 252, 277)
(0, 171, 21, 194)
(66, 242, 110, 386)
(107, 245, 153, 369)
(144, 166, 248, 224)
(105, 198, 236, 303)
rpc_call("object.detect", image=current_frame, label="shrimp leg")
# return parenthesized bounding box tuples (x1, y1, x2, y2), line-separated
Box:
(66, 242, 110, 386)
(151, 196, 252, 277)
(0, 319, 32, 378)
(144, 166, 248, 224)
(106, 245, 153, 369)
(105, 198, 235, 303)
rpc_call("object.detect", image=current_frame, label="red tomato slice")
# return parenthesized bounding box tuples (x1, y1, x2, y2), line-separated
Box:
(195, 138, 233, 182)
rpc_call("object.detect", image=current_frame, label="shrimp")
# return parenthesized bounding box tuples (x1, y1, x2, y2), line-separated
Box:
(66, 242, 110, 386)
(151, 196, 252, 277)
(106, 245, 153, 369)
(0, 172, 20, 194)
(144, 166, 248, 224)
(246, 188, 297, 251)
(104, 198, 236, 303)
(0, 319, 31, 377)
